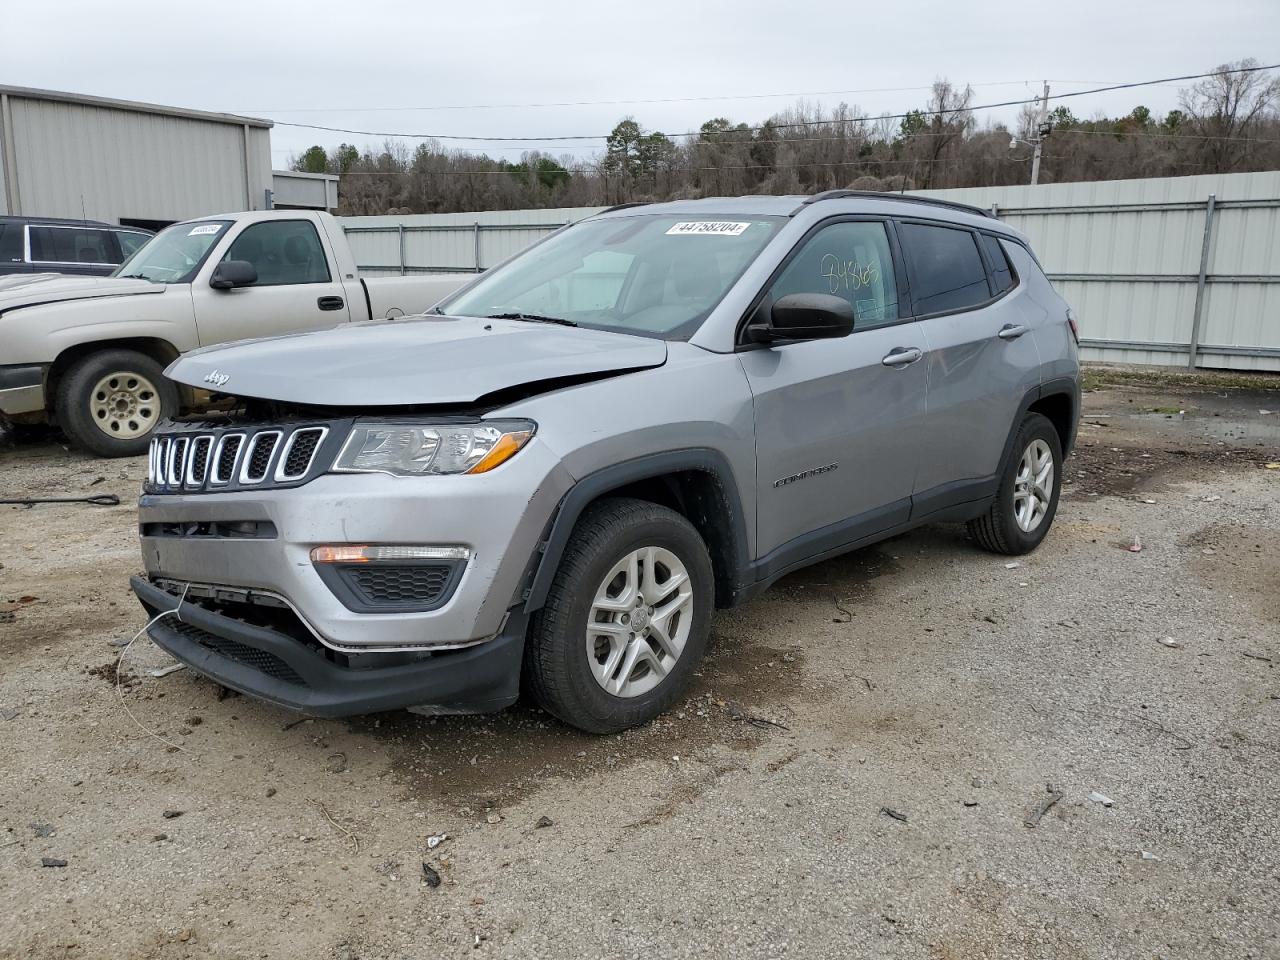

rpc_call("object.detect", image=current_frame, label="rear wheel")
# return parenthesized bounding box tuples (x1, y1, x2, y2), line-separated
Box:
(55, 349, 177, 457)
(523, 497, 714, 734)
(968, 412, 1063, 555)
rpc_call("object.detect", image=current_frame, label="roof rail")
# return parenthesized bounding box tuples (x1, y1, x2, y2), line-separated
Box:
(595, 201, 651, 215)
(798, 189, 996, 219)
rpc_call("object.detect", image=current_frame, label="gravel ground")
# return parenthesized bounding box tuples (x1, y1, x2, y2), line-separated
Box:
(1, 379, 1278, 960)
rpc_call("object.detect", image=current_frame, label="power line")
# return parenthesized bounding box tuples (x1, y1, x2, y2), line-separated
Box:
(270, 63, 1279, 144)
(245, 78, 1122, 114)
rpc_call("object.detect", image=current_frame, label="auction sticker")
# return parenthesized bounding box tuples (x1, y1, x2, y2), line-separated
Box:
(187, 224, 221, 236)
(666, 221, 751, 237)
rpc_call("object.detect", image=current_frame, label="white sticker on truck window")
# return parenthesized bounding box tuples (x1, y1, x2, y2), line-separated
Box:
(187, 224, 221, 236)
(665, 221, 751, 237)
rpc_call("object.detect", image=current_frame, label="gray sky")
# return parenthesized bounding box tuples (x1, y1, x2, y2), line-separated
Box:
(4, 0, 1277, 167)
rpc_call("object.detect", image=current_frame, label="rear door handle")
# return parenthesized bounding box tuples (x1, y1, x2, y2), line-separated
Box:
(997, 323, 1029, 340)
(881, 346, 923, 367)
(317, 296, 345, 311)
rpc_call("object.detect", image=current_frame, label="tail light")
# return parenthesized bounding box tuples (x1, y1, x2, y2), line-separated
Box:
(1066, 308, 1080, 344)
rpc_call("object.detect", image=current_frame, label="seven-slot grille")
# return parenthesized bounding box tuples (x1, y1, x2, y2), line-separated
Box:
(147, 424, 330, 493)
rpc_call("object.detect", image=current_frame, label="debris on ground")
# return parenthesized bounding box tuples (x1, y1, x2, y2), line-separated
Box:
(421, 862, 442, 888)
(723, 700, 791, 729)
(146, 663, 186, 678)
(1141, 850, 1161, 861)
(0, 707, 19, 721)
(1024, 784, 1064, 828)
(1128, 536, 1143, 553)
(326, 753, 348, 774)
(1004, 561, 1020, 569)
(426, 833, 448, 849)
(162, 810, 183, 820)
(485, 811, 502, 824)
(1157, 637, 1182, 649)
(30, 824, 53, 838)
(879, 807, 908, 823)
(40, 858, 67, 868)
(535, 816, 554, 829)
(1088, 791, 1115, 806)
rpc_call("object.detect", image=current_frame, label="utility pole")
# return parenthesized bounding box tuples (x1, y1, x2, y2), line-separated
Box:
(1030, 81, 1050, 186)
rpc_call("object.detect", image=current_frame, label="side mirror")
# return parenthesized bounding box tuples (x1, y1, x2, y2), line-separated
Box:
(747, 293, 854, 343)
(210, 260, 258, 290)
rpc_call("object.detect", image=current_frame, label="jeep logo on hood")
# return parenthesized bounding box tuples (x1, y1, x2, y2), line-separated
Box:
(203, 370, 230, 388)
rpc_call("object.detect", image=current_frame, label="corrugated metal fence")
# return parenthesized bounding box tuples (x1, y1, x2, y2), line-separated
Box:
(339, 171, 1280, 372)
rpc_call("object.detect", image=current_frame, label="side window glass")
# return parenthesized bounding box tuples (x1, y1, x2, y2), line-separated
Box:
(981, 233, 1016, 294)
(899, 222, 990, 315)
(29, 227, 114, 264)
(118, 231, 150, 258)
(767, 221, 900, 329)
(0, 224, 22, 263)
(222, 220, 331, 286)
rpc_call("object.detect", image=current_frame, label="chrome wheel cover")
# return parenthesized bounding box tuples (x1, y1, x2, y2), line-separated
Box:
(90, 371, 160, 439)
(586, 545, 693, 698)
(1013, 438, 1054, 533)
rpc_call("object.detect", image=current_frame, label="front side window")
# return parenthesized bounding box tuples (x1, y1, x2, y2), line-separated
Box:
(0, 223, 21, 263)
(766, 220, 900, 329)
(29, 226, 117, 265)
(221, 220, 331, 286)
(898, 222, 991, 315)
(439, 214, 783, 340)
(117, 231, 151, 259)
(114, 220, 231, 282)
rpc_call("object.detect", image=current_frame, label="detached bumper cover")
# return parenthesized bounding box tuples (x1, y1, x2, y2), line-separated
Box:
(131, 575, 526, 717)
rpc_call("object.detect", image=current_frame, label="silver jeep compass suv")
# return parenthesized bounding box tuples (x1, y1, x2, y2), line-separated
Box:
(133, 191, 1080, 733)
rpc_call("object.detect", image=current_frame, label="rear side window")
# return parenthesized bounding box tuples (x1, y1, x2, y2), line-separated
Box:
(29, 226, 120, 265)
(0, 223, 22, 263)
(898, 222, 990, 315)
(980, 233, 1016, 294)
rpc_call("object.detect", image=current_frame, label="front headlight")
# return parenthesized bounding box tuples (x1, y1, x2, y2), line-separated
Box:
(332, 420, 535, 477)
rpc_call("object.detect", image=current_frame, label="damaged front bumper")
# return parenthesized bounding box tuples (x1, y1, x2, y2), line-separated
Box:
(131, 576, 528, 716)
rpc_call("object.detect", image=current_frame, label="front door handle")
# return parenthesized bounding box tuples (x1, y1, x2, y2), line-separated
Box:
(317, 296, 345, 311)
(881, 346, 923, 367)
(997, 323, 1029, 340)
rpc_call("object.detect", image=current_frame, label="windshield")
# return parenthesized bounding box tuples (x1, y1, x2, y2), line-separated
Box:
(438, 214, 783, 339)
(112, 220, 231, 283)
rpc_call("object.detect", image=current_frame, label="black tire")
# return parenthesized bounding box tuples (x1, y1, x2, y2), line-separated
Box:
(55, 349, 177, 457)
(968, 412, 1063, 556)
(523, 497, 714, 734)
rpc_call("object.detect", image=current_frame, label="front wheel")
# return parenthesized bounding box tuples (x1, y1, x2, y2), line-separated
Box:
(523, 497, 714, 734)
(968, 412, 1063, 555)
(55, 349, 178, 457)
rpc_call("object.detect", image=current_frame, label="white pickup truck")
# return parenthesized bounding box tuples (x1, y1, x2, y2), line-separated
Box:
(0, 210, 467, 455)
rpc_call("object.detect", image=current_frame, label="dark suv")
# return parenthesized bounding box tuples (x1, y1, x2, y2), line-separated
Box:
(0, 216, 153, 277)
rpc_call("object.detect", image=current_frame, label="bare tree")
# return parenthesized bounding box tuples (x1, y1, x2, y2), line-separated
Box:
(1180, 58, 1280, 172)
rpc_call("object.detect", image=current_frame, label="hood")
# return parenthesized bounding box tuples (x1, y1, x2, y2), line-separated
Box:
(167, 314, 668, 406)
(0, 273, 164, 314)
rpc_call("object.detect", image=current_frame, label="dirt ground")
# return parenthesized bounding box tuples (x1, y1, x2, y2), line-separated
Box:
(1, 374, 1278, 960)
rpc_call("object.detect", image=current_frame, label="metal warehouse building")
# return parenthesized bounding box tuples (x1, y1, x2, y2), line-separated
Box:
(0, 84, 334, 229)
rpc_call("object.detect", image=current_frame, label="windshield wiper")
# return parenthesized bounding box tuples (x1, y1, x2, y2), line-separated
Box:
(486, 312, 578, 327)
(117, 273, 155, 282)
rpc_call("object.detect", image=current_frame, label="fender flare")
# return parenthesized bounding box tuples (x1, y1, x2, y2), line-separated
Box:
(521, 448, 752, 614)
(996, 376, 1081, 477)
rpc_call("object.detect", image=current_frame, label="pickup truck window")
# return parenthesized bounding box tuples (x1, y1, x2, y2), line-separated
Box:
(438, 214, 783, 340)
(221, 220, 331, 286)
(115, 220, 231, 283)
(30, 226, 118, 265)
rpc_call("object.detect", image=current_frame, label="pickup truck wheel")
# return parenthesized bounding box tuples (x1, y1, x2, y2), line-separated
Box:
(55, 350, 177, 457)
(967, 412, 1063, 555)
(523, 497, 714, 734)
